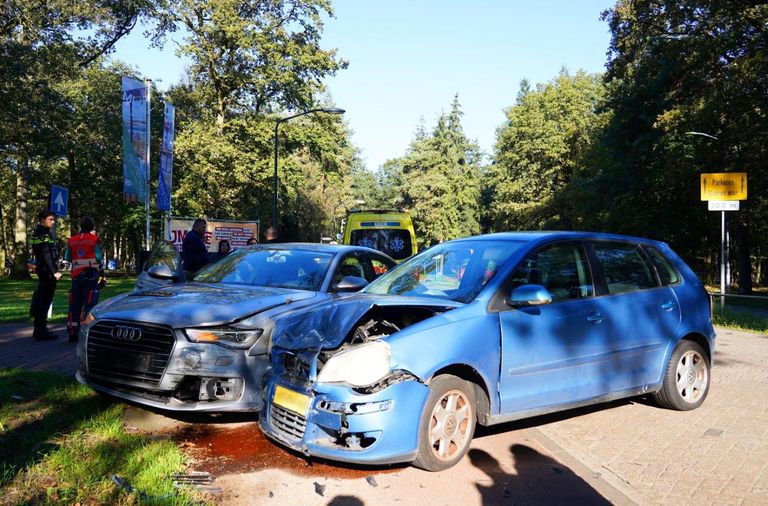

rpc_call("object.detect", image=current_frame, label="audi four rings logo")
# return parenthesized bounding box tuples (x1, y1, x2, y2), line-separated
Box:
(110, 325, 142, 341)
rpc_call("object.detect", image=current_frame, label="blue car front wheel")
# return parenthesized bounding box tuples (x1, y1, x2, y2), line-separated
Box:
(413, 375, 476, 471)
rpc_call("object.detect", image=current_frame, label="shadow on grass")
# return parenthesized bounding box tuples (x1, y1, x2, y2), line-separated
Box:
(0, 368, 114, 486)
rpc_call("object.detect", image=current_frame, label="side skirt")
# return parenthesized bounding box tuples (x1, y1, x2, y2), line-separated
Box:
(484, 384, 662, 427)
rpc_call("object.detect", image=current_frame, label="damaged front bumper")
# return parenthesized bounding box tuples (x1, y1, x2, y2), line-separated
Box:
(75, 320, 269, 412)
(259, 376, 430, 465)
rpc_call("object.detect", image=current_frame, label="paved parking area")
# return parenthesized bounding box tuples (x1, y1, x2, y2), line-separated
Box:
(533, 327, 768, 505)
(1, 323, 766, 504)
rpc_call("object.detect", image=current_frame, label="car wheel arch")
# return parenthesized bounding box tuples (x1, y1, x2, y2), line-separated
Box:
(429, 364, 492, 426)
(677, 332, 712, 364)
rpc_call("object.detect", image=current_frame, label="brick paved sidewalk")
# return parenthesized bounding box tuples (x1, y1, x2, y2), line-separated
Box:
(534, 327, 768, 506)
(0, 323, 78, 374)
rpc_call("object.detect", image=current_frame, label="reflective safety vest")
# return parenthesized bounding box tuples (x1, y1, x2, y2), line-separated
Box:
(68, 232, 100, 278)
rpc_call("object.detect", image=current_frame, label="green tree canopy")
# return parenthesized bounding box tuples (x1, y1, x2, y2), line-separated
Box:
(489, 70, 607, 232)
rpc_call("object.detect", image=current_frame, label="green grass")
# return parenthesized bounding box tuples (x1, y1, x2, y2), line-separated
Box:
(0, 369, 198, 505)
(713, 303, 768, 334)
(0, 277, 137, 324)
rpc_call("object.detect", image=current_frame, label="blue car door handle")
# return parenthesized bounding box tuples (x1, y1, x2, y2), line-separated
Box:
(587, 313, 604, 323)
(661, 301, 675, 311)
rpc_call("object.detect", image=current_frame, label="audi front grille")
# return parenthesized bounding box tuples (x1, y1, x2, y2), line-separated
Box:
(87, 320, 176, 387)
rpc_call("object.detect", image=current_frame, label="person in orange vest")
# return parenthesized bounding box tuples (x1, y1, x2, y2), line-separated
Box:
(64, 216, 103, 343)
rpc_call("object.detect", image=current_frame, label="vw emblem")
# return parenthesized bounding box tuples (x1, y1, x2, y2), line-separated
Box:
(111, 325, 142, 342)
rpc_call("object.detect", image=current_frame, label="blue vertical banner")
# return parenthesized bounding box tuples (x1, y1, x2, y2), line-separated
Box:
(121, 76, 149, 202)
(157, 102, 176, 211)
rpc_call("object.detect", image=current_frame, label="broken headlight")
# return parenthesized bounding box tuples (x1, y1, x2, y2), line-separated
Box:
(184, 327, 264, 348)
(316, 341, 391, 387)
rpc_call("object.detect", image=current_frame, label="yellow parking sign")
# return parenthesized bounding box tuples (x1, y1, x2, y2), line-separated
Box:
(700, 172, 747, 201)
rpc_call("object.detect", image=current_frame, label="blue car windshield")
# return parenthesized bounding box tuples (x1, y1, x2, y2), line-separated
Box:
(364, 240, 523, 303)
(193, 248, 334, 291)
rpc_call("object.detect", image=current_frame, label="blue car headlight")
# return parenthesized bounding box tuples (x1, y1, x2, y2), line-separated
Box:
(184, 327, 264, 348)
(316, 341, 391, 387)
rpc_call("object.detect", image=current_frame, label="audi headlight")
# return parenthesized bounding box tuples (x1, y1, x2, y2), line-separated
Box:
(184, 327, 264, 348)
(316, 341, 391, 387)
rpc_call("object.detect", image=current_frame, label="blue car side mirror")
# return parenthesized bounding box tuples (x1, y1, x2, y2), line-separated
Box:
(506, 284, 553, 307)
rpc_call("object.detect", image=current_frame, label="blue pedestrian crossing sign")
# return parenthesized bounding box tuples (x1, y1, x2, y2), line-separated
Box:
(50, 185, 69, 217)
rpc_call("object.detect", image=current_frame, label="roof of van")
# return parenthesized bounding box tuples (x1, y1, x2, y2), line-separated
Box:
(348, 209, 409, 214)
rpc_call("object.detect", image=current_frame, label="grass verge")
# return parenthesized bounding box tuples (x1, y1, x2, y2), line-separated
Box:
(0, 368, 196, 505)
(713, 304, 768, 334)
(0, 277, 137, 324)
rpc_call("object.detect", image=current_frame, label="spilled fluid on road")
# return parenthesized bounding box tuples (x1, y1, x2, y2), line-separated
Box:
(173, 422, 402, 478)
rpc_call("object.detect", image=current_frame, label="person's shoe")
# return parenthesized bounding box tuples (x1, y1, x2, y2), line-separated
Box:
(33, 330, 57, 341)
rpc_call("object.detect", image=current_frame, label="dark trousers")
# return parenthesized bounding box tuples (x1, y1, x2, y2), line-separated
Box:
(67, 272, 100, 339)
(32, 274, 57, 328)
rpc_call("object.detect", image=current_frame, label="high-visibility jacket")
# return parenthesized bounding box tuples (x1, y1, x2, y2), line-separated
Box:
(65, 232, 103, 278)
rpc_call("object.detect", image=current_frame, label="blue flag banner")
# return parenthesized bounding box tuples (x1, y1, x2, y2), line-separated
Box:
(121, 76, 149, 203)
(157, 102, 176, 211)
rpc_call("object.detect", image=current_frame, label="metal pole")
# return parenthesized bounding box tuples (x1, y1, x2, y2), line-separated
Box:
(273, 120, 280, 231)
(145, 79, 152, 251)
(271, 108, 345, 234)
(720, 210, 725, 317)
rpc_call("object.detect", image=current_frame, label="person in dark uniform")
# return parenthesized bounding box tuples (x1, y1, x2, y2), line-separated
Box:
(63, 216, 103, 343)
(30, 209, 62, 340)
(264, 226, 279, 243)
(182, 218, 209, 279)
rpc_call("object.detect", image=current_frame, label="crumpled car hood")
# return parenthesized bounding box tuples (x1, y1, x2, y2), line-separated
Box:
(272, 293, 462, 350)
(93, 283, 317, 327)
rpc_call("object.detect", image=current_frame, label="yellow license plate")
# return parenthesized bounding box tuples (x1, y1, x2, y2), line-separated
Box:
(272, 385, 310, 416)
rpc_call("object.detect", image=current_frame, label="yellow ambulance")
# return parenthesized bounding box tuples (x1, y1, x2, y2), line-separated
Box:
(342, 209, 417, 262)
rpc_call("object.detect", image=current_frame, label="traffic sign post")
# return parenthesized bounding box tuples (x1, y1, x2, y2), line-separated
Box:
(49, 184, 69, 243)
(701, 173, 748, 316)
(49, 185, 69, 217)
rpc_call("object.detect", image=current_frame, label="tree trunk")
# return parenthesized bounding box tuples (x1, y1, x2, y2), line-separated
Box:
(736, 211, 752, 295)
(68, 150, 77, 233)
(12, 155, 31, 279)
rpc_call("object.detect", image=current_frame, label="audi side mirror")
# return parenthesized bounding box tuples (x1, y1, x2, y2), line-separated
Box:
(332, 276, 369, 292)
(147, 264, 177, 281)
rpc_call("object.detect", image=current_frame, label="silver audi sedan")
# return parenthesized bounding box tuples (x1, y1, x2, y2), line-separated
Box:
(75, 243, 395, 412)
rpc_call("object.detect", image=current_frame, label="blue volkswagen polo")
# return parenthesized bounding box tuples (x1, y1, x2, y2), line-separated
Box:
(260, 232, 715, 471)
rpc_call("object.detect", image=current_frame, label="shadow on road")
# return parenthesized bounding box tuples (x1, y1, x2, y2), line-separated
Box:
(469, 444, 610, 505)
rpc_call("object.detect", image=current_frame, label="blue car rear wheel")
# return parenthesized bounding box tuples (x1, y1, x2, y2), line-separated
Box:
(654, 340, 710, 411)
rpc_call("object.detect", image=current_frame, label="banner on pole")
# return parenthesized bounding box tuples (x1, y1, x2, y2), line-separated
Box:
(121, 76, 149, 203)
(157, 102, 176, 211)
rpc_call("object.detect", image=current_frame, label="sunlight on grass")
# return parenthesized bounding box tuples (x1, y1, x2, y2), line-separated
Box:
(0, 369, 196, 505)
(0, 277, 137, 323)
(714, 307, 768, 334)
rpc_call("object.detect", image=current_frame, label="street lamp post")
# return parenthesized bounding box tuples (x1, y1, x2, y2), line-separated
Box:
(686, 130, 727, 315)
(272, 107, 345, 233)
